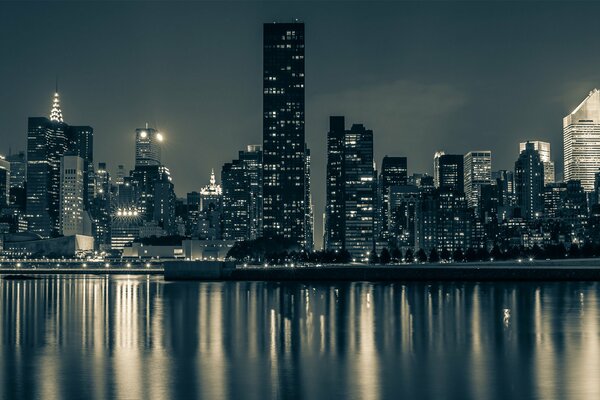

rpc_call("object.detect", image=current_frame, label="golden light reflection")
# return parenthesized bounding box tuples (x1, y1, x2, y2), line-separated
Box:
(1, 279, 600, 399)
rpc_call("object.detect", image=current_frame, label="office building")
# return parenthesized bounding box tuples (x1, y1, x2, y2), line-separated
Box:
(520, 141, 555, 185)
(59, 155, 86, 236)
(438, 154, 464, 192)
(464, 151, 492, 209)
(0, 156, 9, 208)
(324, 119, 375, 259)
(564, 89, 600, 191)
(26, 94, 68, 237)
(433, 151, 445, 188)
(262, 22, 308, 248)
(379, 156, 408, 240)
(325, 116, 346, 251)
(135, 124, 163, 167)
(515, 142, 544, 220)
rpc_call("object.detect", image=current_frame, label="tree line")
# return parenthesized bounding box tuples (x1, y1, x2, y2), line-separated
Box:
(228, 237, 600, 265)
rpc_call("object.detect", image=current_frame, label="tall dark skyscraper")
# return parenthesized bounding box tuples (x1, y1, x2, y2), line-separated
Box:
(379, 156, 408, 240)
(262, 21, 308, 248)
(222, 145, 264, 241)
(325, 118, 375, 259)
(514, 142, 544, 220)
(65, 125, 93, 208)
(325, 116, 346, 251)
(438, 154, 464, 193)
(26, 93, 68, 237)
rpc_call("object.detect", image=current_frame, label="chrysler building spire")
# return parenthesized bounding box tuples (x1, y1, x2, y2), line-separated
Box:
(50, 90, 63, 123)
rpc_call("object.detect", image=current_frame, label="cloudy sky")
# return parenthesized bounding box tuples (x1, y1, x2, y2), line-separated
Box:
(2, 1, 600, 247)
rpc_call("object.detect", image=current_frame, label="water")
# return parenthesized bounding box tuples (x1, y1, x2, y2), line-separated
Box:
(1, 276, 599, 400)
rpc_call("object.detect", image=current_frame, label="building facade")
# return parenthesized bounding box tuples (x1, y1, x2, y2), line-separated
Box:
(564, 89, 600, 191)
(515, 142, 544, 220)
(464, 151, 492, 209)
(262, 22, 308, 248)
(519, 141, 554, 186)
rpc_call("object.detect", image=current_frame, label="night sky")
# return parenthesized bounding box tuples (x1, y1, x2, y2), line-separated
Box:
(2, 1, 600, 248)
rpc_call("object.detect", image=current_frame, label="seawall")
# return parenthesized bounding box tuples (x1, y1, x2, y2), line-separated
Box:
(164, 259, 600, 281)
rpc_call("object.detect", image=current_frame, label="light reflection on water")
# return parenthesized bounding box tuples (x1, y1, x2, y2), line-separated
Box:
(1, 276, 599, 399)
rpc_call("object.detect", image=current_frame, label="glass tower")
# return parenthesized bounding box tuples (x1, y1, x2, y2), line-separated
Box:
(262, 22, 307, 248)
(564, 89, 600, 191)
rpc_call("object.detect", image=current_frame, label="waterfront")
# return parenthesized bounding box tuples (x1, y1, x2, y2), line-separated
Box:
(1, 276, 600, 399)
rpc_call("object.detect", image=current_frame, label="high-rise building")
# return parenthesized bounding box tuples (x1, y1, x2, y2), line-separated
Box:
(135, 124, 163, 167)
(438, 154, 464, 193)
(418, 188, 472, 253)
(544, 182, 567, 219)
(433, 151, 445, 188)
(325, 116, 346, 252)
(6, 151, 25, 190)
(239, 145, 263, 239)
(324, 121, 375, 259)
(26, 93, 68, 237)
(0, 156, 10, 208)
(595, 170, 600, 205)
(262, 22, 308, 248)
(59, 155, 86, 236)
(464, 151, 492, 209)
(519, 141, 554, 185)
(65, 125, 93, 208)
(388, 185, 420, 252)
(222, 159, 249, 241)
(379, 156, 408, 240)
(304, 147, 314, 251)
(564, 89, 600, 191)
(515, 142, 544, 220)
(91, 162, 111, 251)
(198, 170, 222, 240)
(26, 91, 93, 237)
(345, 124, 375, 259)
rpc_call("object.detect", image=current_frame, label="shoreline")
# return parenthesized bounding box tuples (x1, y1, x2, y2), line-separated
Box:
(165, 258, 600, 281)
(2, 258, 600, 281)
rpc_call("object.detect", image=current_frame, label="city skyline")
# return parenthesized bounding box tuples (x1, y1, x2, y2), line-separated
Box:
(3, 2, 600, 248)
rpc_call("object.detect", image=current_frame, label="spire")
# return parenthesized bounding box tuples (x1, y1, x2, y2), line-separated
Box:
(50, 91, 63, 123)
(210, 169, 216, 187)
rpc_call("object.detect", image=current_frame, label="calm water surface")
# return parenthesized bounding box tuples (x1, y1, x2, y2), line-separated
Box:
(1, 275, 599, 400)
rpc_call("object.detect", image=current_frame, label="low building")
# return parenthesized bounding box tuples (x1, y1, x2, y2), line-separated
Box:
(121, 242, 184, 259)
(182, 239, 235, 261)
(2, 233, 94, 258)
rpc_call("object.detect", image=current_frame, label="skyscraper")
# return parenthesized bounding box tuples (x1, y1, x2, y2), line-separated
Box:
(222, 159, 249, 241)
(6, 150, 26, 214)
(135, 124, 163, 167)
(438, 154, 464, 193)
(0, 156, 10, 208)
(515, 142, 544, 220)
(198, 170, 222, 240)
(519, 141, 554, 185)
(240, 145, 263, 240)
(595, 170, 600, 205)
(345, 124, 375, 259)
(262, 22, 308, 248)
(26, 93, 68, 237)
(65, 125, 94, 208)
(464, 151, 492, 209)
(324, 119, 376, 258)
(59, 155, 86, 236)
(564, 89, 600, 191)
(325, 120, 375, 259)
(325, 116, 346, 251)
(433, 151, 445, 188)
(380, 156, 408, 240)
